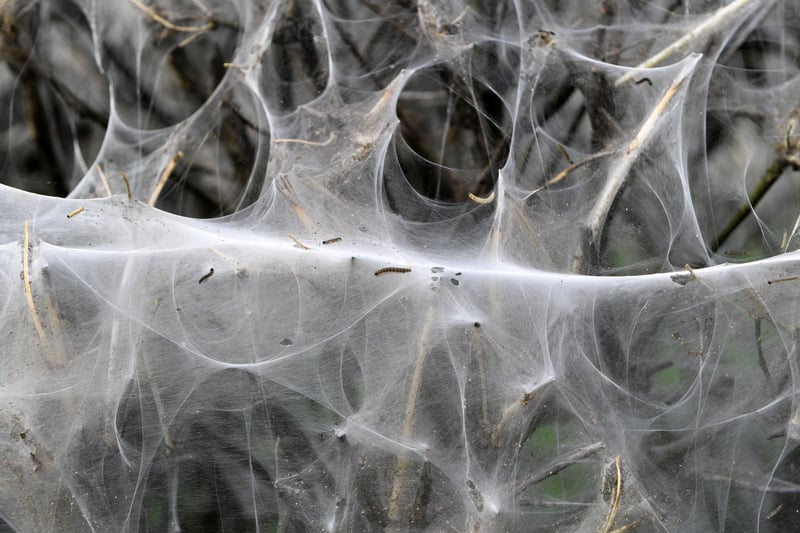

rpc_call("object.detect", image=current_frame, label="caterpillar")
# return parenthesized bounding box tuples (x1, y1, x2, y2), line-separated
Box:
(767, 276, 798, 285)
(67, 207, 85, 219)
(374, 267, 411, 276)
(468, 191, 495, 204)
(199, 268, 215, 284)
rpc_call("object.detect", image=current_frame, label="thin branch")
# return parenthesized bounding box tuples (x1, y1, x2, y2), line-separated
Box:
(288, 234, 310, 250)
(41, 276, 66, 367)
(490, 381, 554, 447)
(601, 456, 623, 533)
(572, 59, 696, 272)
(781, 225, 793, 252)
(616, 0, 760, 86)
(148, 151, 184, 206)
(516, 441, 605, 495)
(22, 221, 51, 358)
(609, 521, 642, 533)
(473, 322, 489, 432)
(703, 472, 800, 492)
(96, 164, 112, 197)
(276, 176, 314, 230)
(684, 263, 715, 292)
(524, 150, 614, 201)
(712, 158, 790, 252)
(177, 31, 206, 48)
(388, 305, 436, 524)
(557, 143, 574, 164)
(272, 132, 335, 146)
(129, 0, 214, 33)
(140, 340, 174, 452)
(518, 82, 581, 177)
(754, 318, 774, 390)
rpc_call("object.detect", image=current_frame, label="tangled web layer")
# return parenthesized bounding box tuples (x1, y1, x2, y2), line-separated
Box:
(2, 0, 800, 531)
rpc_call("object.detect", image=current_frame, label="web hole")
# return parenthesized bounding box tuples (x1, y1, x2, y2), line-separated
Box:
(394, 66, 510, 205)
(0, 1, 109, 197)
(260, 0, 329, 114)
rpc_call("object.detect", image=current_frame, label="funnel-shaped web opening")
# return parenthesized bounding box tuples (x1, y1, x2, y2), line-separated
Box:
(395, 68, 510, 204)
(0, 1, 108, 197)
(105, 1, 241, 131)
(260, 0, 329, 114)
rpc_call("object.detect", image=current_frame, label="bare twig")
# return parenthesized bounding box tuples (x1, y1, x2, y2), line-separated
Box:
(781, 121, 800, 252)
(148, 151, 184, 206)
(490, 380, 554, 447)
(388, 305, 436, 524)
(712, 158, 790, 252)
(139, 341, 174, 452)
(276, 177, 314, 230)
(781, 227, 791, 252)
(473, 322, 489, 432)
(601, 456, 623, 533)
(616, 0, 760, 86)
(572, 58, 697, 272)
(754, 318, 774, 390)
(96, 163, 112, 196)
(42, 280, 66, 367)
(22, 221, 51, 358)
(703, 473, 800, 492)
(609, 520, 642, 533)
(272, 132, 335, 147)
(557, 143, 574, 164)
(129, 0, 214, 33)
(684, 264, 715, 291)
(288, 234, 310, 250)
(516, 441, 605, 495)
(524, 150, 614, 201)
(177, 31, 205, 48)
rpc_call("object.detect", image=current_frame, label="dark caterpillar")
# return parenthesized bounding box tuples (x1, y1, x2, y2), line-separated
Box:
(374, 267, 412, 276)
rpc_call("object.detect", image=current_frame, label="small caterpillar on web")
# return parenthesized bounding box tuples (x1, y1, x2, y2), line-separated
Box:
(66, 207, 84, 219)
(374, 267, 412, 276)
(199, 268, 214, 284)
